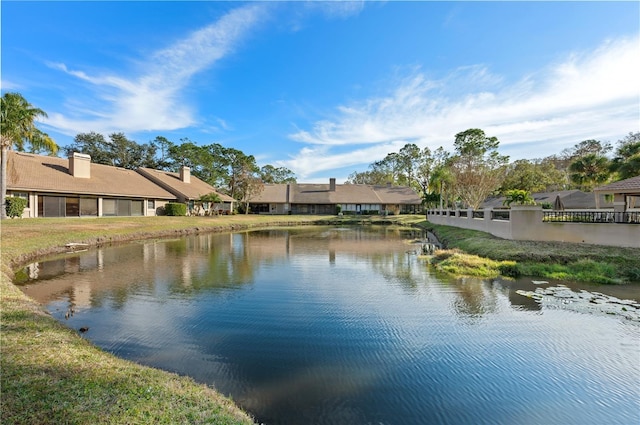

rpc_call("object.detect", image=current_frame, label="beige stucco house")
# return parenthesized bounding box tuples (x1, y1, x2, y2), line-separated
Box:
(4, 151, 232, 218)
(594, 175, 640, 213)
(249, 178, 422, 215)
(138, 167, 234, 215)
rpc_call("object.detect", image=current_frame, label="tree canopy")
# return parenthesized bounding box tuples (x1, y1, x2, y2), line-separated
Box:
(1, 93, 58, 219)
(4, 91, 637, 216)
(448, 129, 509, 209)
(610, 132, 640, 180)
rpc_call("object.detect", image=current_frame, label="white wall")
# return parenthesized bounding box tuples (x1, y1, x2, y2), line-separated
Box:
(427, 206, 640, 248)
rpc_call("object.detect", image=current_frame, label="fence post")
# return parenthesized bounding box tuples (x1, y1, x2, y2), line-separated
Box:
(510, 205, 543, 241)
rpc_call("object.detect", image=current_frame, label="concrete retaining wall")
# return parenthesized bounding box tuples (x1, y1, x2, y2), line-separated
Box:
(427, 206, 640, 248)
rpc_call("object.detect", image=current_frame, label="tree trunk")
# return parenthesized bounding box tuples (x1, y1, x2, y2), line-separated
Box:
(1, 146, 8, 220)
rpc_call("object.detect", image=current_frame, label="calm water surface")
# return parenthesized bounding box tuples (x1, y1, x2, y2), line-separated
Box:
(16, 227, 640, 425)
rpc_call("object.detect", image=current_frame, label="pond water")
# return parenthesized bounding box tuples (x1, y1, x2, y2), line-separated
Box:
(15, 226, 640, 425)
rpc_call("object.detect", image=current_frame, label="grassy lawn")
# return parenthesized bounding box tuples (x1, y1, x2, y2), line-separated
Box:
(1, 214, 422, 425)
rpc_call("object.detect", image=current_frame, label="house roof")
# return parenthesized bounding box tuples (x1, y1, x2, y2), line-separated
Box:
(594, 175, 640, 194)
(256, 184, 289, 203)
(482, 190, 605, 209)
(6, 151, 175, 199)
(138, 168, 234, 202)
(251, 182, 422, 205)
(372, 185, 423, 204)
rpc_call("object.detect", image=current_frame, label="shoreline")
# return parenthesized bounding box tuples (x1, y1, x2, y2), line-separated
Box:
(416, 221, 640, 285)
(1, 215, 421, 424)
(2, 215, 637, 424)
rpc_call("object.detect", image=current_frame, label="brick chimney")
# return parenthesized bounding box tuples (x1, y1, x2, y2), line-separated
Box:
(180, 166, 191, 183)
(330, 178, 336, 191)
(69, 153, 91, 178)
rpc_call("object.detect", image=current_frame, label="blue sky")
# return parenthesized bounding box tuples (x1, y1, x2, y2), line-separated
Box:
(2, 1, 639, 182)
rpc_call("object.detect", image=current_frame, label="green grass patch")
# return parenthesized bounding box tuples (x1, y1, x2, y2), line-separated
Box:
(417, 221, 640, 284)
(430, 249, 520, 279)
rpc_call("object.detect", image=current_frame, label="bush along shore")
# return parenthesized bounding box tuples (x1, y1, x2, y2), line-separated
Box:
(1, 214, 423, 425)
(416, 221, 640, 284)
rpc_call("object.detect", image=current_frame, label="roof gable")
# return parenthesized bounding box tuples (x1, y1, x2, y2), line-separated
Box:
(138, 168, 234, 202)
(249, 182, 421, 205)
(6, 151, 175, 199)
(594, 176, 640, 194)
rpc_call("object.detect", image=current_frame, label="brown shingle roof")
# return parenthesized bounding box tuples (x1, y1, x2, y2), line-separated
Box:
(594, 176, 640, 194)
(252, 184, 289, 203)
(6, 151, 175, 199)
(137, 168, 234, 202)
(372, 185, 423, 204)
(250, 182, 421, 205)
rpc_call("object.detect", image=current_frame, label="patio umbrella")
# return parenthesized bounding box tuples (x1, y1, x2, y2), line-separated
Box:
(554, 195, 565, 211)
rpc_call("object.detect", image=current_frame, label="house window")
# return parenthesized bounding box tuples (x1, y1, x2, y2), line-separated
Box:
(103, 199, 145, 216)
(254, 203, 269, 213)
(131, 200, 143, 216)
(80, 198, 98, 216)
(65, 197, 80, 217)
(148, 200, 156, 210)
(103, 199, 117, 216)
(38, 196, 65, 217)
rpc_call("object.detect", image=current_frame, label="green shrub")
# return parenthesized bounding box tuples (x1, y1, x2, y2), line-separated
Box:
(5, 197, 28, 218)
(497, 261, 521, 278)
(503, 189, 534, 207)
(164, 202, 187, 216)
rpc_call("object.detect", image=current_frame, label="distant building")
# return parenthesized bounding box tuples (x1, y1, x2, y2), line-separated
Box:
(249, 178, 422, 215)
(594, 175, 640, 212)
(482, 190, 613, 210)
(138, 167, 234, 214)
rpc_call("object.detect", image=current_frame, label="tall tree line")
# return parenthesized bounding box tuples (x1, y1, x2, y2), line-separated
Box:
(2, 92, 638, 217)
(347, 129, 640, 209)
(64, 133, 296, 211)
(0, 92, 297, 216)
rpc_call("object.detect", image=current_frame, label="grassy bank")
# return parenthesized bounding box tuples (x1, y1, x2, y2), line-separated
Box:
(417, 221, 640, 284)
(1, 214, 422, 425)
(5, 214, 634, 424)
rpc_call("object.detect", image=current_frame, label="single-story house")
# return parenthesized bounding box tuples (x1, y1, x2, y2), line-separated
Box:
(482, 190, 613, 210)
(249, 178, 422, 215)
(138, 167, 234, 215)
(594, 175, 640, 212)
(4, 151, 232, 218)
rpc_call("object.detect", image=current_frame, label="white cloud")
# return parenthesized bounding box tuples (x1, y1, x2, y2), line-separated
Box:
(285, 34, 640, 177)
(42, 4, 266, 136)
(0, 79, 23, 91)
(276, 141, 409, 180)
(305, 0, 366, 19)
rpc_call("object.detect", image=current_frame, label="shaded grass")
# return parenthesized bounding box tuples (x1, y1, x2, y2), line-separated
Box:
(417, 221, 640, 284)
(1, 214, 423, 424)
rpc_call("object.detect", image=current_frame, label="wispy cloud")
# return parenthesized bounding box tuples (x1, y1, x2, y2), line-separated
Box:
(0, 79, 23, 91)
(285, 34, 640, 178)
(306, 0, 366, 20)
(43, 3, 266, 136)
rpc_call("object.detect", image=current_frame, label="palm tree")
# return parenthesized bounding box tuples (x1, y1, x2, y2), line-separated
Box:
(568, 153, 611, 192)
(1, 93, 58, 219)
(429, 165, 454, 210)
